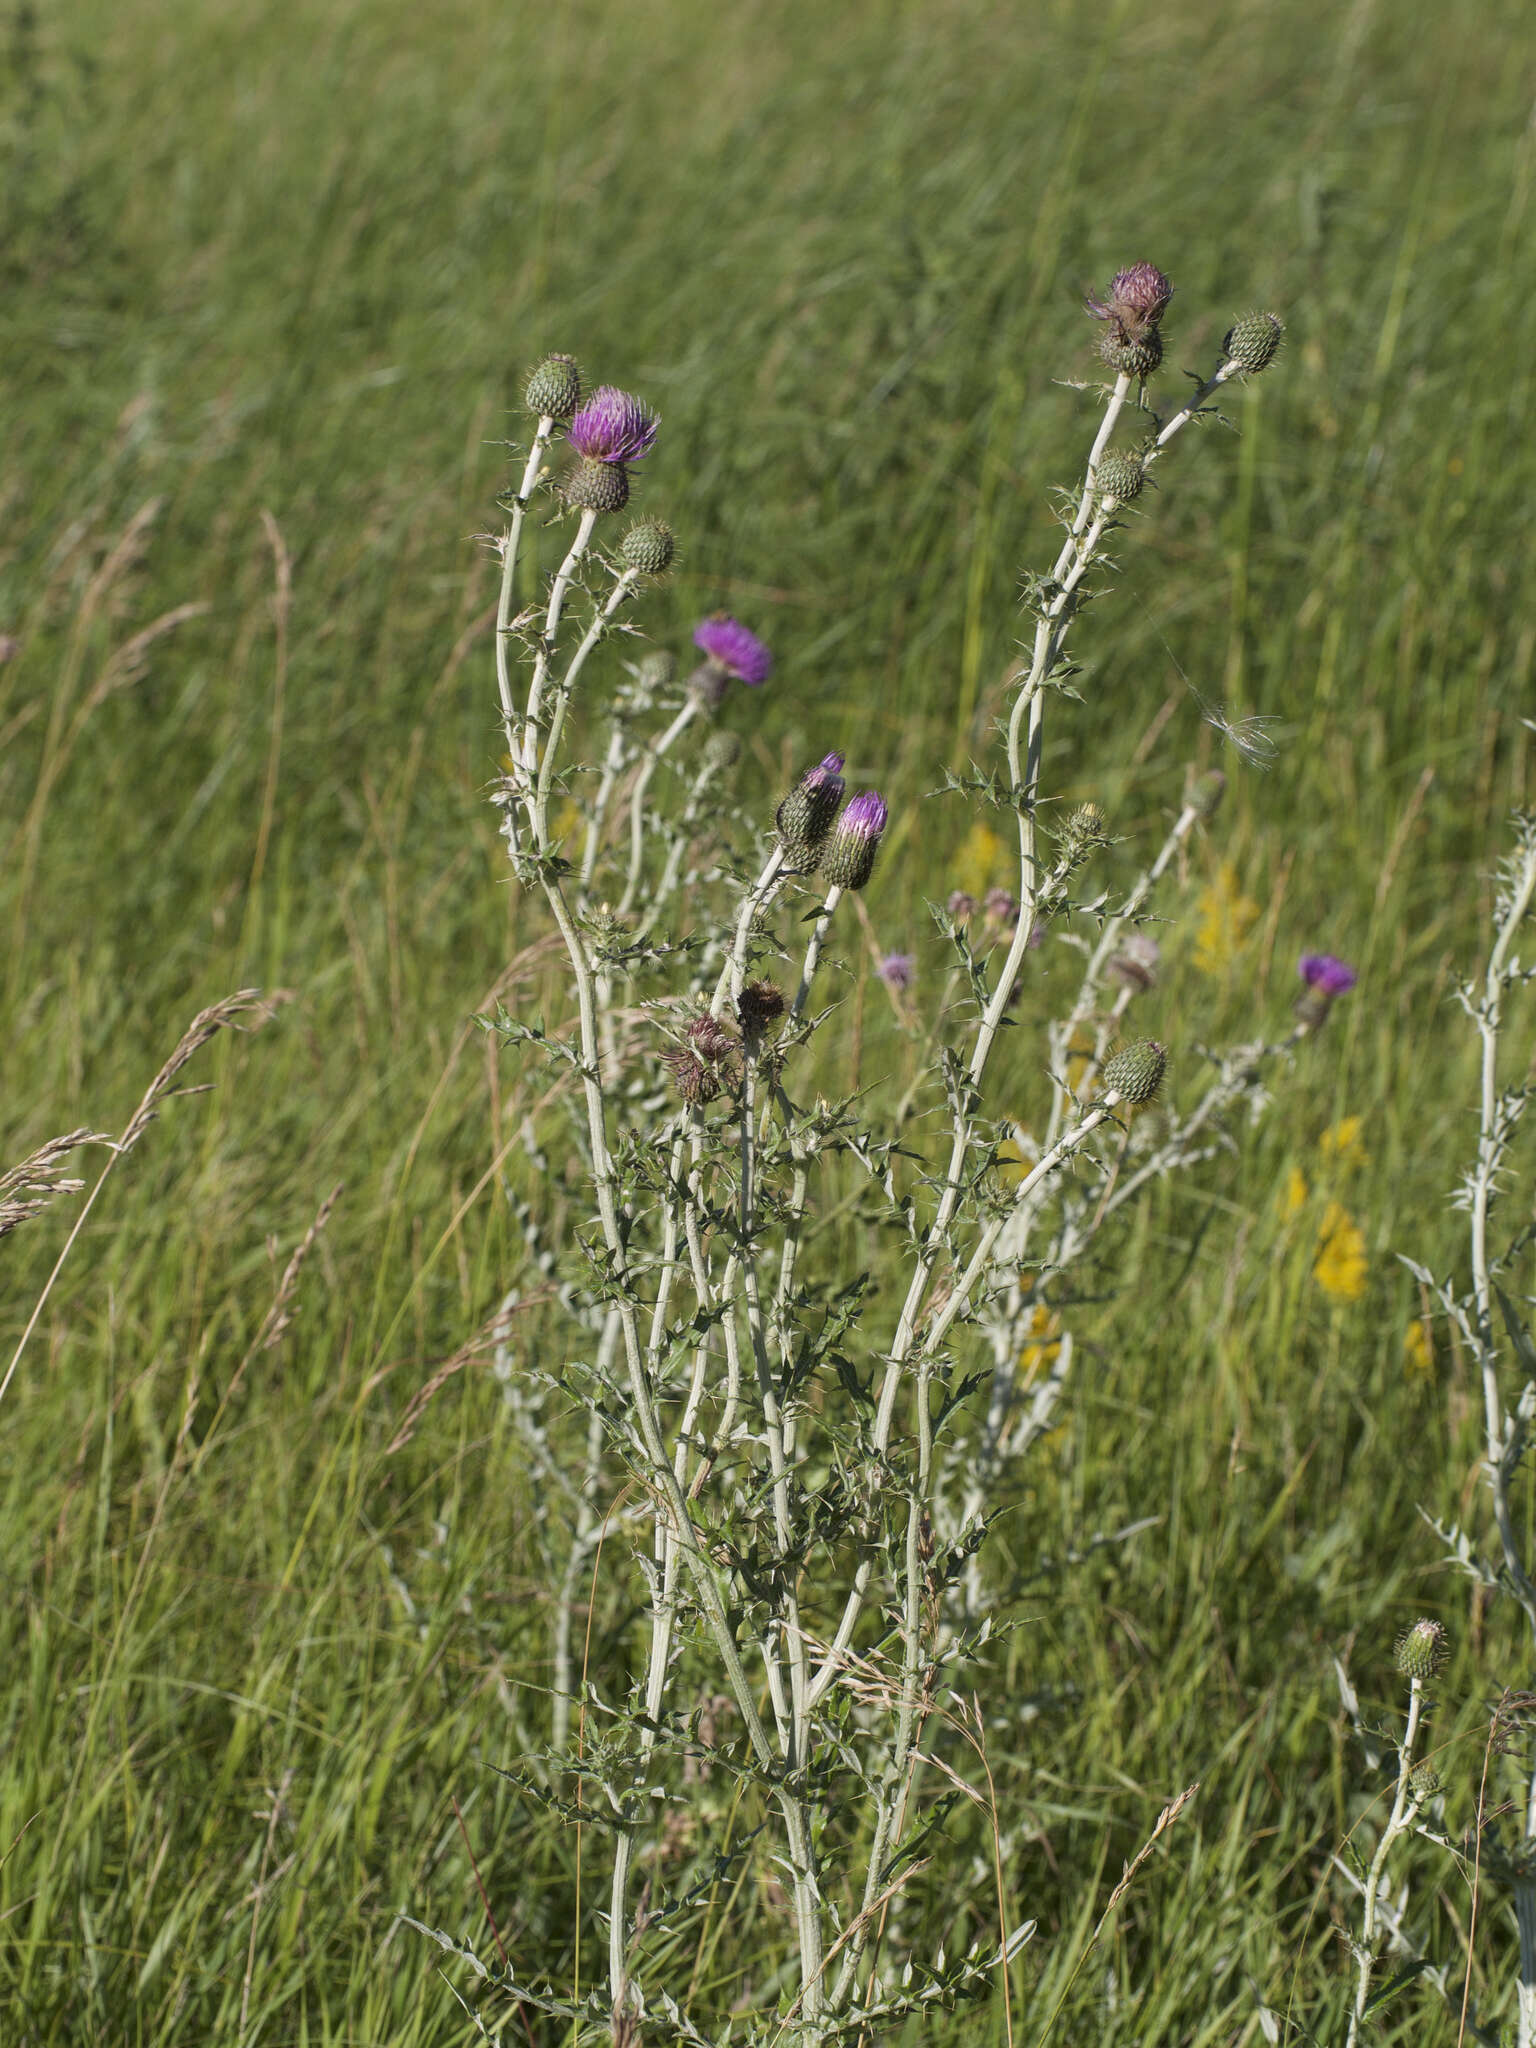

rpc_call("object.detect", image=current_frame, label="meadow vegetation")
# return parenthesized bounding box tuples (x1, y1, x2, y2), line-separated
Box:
(2, 0, 1534, 2039)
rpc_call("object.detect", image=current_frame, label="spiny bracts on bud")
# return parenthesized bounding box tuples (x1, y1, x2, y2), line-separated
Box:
(1223, 312, 1284, 375)
(1184, 766, 1227, 820)
(1058, 802, 1107, 868)
(820, 791, 889, 891)
(737, 980, 786, 1037)
(702, 729, 742, 773)
(1409, 1760, 1442, 1804)
(636, 650, 677, 691)
(621, 521, 676, 576)
(1100, 328, 1163, 380)
(776, 753, 846, 867)
(1395, 1618, 1448, 1682)
(1095, 451, 1145, 505)
(565, 458, 631, 515)
(1101, 1039, 1167, 1106)
(662, 1049, 721, 1107)
(524, 353, 582, 419)
(687, 1013, 738, 1065)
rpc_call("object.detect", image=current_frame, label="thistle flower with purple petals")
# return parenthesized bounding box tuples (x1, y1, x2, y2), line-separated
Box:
(567, 387, 660, 466)
(877, 952, 915, 993)
(776, 752, 846, 865)
(1296, 952, 1357, 1032)
(1085, 262, 1174, 339)
(821, 791, 888, 892)
(694, 616, 773, 685)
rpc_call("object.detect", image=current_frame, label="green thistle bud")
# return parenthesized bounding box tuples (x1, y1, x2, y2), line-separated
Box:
(565, 457, 630, 515)
(1096, 451, 1145, 505)
(1395, 1619, 1448, 1682)
(1222, 313, 1284, 376)
(1058, 802, 1107, 868)
(702, 730, 742, 773)
(776, 754, 846, 868)
(636, 650, 676, 691)
(1184, 766, 1227, 820)
(1101, 1039, 1167, 1106)
(1409, 1760, 1442, 1804)
(524, 353, 582, 419)
(621, 520, 676, 576)
(1100, 328, 1163, 380)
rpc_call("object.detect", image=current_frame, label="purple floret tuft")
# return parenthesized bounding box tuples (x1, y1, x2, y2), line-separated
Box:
(692, 615, 773, 686)
(841, 790, 888, 839)
(1299, 953, 1357, 997)
(1085, 261, 1174, 338)
(878, 951, 915, 992)
(567, 386, 660, 466)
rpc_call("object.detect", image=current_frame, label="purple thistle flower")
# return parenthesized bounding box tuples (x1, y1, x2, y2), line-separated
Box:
(947, 890, 977, 921)
(776, 752, 846, 864)
(878, 951, 915, 993)
(1085, 262, 1174, 340)
(1299, 953, 1357, 997)
(693, 615, 774, 687)
(567, 386, 660, 466)
(822, 790, 889, 891)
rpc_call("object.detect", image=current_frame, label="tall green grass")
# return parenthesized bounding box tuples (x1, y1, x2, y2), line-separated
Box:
(2, 0, 1533, 2037)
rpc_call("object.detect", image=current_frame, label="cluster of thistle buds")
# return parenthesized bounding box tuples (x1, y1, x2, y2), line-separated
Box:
(664, 984, 788, 1104)
(774, 753, 890, 887)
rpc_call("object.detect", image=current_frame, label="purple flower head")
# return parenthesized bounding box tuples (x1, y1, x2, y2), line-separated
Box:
(878, 951, 915, 992)
(567, 386, 660, 466)
(693, 614, 773, 687)
(1299, 953, 1357, 998)
(841, 791, 888, 840)
(805, 751, 845, 788)
(822, 790, 889, 891)
(1086, 261, 1174, 339)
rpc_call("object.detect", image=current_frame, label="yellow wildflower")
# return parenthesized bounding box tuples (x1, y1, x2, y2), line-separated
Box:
(1319, 1115, 1368, 1166)
(1193, 861, 1260, 975)
(954, 820, 1005, 900)
(1279, 1165, 1309, 1217)
(1404, 1319, 1433, 1373)
(1018, 1302, 1062, 1377)
(1314, 1202, 1367, 1303)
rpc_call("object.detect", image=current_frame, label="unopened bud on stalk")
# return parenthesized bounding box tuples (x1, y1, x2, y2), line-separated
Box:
(1395, 1618, 1448, 1682)
(621, 520, 676, 576)
(524, 353, 582, 419)
(1222, 312, 1285, 375)
(1058, 802, 1107, 868)
(636, 649, 677, 691)
(821, 791, 889, 891)
(1295, 952, 1358, 1033)
(1101, 1039, 1167, 1105)
(1409, 1761, 1442, 1803)
(1100, 328, 1163, 379)
(776, 753, 846, 868)
(565, 459, 632, 514)
(1096, 451, 1145, 505)
(702, 730, 742, 773)
(1184, 766, 1227, 820)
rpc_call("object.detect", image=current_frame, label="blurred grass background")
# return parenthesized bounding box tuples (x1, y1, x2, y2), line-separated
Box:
(2, 0, 1534, 2037)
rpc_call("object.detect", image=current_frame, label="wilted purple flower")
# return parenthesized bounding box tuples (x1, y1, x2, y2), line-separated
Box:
(878, 952, 915, 992)
(1085, 262, 1174, 339)
(692, 615, 774, 687)
(1296, 952, 1357, 1033)
(1106, 932, 1162, 995)
(822, 791, 889, 891)
(567, 386, 660, 466)
(1299, 953, 1357, 996)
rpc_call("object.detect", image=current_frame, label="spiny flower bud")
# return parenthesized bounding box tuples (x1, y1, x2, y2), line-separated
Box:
(621, 520, 676, 576)
(1086, 262, 1174, 335)
(776, 753, 846, 867)
(1409, 1760, 1442, 1803)
(1184, 766, 1227, 820)
(737, 979, 786, 1037)
(1395, 1618, 1448, 1682)
(820, 791, 889, 891)
(687, 1013, 737, 1065)
(524, 353, 582, 419)
(1101, 1039, 1167, 1106)
(1058, 802, 1107, 868)
(1095, 451, 1145, 505)
(663, 1049, 720, 1107)
(702, 730, 742, 773)
(1099, 328, 1163, 380)
(565, 458, 631, 515)
(636, 650, 677, 691)
(1223, 312, 1284, 375)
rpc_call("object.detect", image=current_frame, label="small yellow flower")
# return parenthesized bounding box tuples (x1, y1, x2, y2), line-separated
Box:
(1193, 861, 1260, 975)
(954, 821, 1005, 900)
(1319, 1115, 1368, 1166)
(1279, 1165, 1309, 1217)
(1404, 1319, 1433, 1373)
(1018, 1302, 1062, 1377)
(1314, 1202, 1367, 1303)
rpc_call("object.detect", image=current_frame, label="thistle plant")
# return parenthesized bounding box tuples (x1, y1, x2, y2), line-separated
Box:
(413, 279, 1309, 2043)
